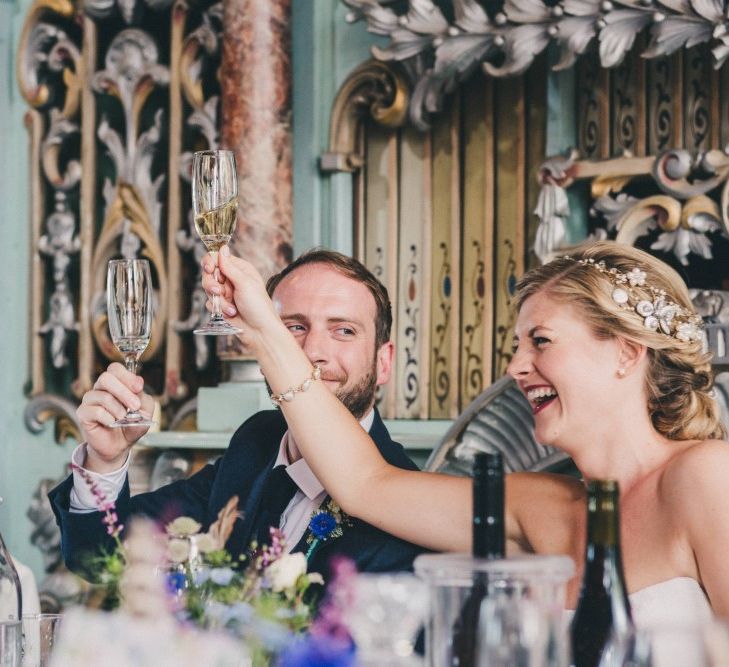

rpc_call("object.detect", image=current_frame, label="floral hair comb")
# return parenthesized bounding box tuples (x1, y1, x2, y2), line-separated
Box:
(565, 256, 703, 343)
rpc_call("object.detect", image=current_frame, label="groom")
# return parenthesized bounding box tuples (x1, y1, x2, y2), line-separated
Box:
(49, 250, 426, 583)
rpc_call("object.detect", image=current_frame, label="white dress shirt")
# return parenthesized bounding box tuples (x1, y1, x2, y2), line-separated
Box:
(69, 410, 375, 553)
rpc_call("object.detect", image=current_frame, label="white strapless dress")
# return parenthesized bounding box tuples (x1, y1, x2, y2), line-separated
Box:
(628, 576, 712, 628)
(567, 578, 718, 667)
(628, 578, 719, 667)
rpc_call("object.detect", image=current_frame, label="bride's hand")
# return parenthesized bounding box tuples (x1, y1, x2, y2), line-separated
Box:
(201, 246, 283, 350)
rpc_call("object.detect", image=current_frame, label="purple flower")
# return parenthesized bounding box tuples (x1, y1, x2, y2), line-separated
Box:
(309, 512, 337, 540)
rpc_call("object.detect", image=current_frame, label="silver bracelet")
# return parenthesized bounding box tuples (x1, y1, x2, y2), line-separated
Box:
(270, 365, 322, 406)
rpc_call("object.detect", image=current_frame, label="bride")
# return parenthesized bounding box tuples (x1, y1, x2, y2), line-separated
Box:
(203, 240, 729, 622)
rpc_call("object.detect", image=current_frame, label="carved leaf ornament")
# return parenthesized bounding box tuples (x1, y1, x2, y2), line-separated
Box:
(344, 0, 729, 128)
(535, 149, 729, 265)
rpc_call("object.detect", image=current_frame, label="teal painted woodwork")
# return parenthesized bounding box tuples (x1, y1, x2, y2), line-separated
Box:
(0, 0, 76, 582)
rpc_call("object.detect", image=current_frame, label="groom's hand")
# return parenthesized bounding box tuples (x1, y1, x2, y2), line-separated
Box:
(77, 363, 154, 472)
(201, 246, 282, 351)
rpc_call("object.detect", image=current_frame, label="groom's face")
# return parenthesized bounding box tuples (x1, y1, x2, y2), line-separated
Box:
(271, 263, 394, 419)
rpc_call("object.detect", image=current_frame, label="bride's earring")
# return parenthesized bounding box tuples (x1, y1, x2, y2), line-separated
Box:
(617, 368, 626, 377)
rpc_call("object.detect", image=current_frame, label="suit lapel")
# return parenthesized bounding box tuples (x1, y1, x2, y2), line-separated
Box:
(224, 460, 275, 557)
(223, 408, 403, 560)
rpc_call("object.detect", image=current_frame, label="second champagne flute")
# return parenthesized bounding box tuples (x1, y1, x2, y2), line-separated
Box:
(192, 149, 242, 335)
(107, 258, 155, 428)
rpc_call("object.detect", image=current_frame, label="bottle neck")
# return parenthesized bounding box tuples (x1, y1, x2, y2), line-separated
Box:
(472, 453, 505, 559)
(585, 488, 620, 551)
(580, 481, 630, 612)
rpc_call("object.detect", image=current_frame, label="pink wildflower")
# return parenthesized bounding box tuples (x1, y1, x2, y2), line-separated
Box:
(71, 463, 124, 542)
(310, 556, 357, 643)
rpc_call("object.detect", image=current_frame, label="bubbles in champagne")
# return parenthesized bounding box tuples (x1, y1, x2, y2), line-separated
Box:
(194, 197, 238, 251)
(114, 336, 150, 358)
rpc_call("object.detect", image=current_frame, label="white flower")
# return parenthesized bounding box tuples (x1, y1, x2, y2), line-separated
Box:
(167, 538, 191, 564)
(626, 268, 646, 287)
(676, 322, 701, 342)
(195, 533, 218, 554)
(307, 572, 324, 586)
(636, 298, 677, 334)
(267, 553, 307, 593)
(166, 516, 202, 536)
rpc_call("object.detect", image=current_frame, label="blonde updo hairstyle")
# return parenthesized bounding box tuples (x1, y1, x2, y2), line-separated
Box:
(514, 240, 725, 442)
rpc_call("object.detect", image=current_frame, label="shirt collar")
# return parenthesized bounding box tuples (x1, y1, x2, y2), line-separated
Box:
(273, 408, 375, 500)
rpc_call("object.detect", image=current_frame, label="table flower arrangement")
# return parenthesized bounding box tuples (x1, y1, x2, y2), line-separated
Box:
(69, 464, 356, 666)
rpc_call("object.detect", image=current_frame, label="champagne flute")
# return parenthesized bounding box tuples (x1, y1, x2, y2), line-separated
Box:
(191, 149, 242, 335)
(106, 259, 155, 428)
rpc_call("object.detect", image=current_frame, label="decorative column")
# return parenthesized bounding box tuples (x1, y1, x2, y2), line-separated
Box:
(220, 0, 293, 280)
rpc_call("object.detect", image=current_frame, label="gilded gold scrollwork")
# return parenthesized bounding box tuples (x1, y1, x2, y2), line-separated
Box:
(591, 175, 633, 199)
(681, 195, 721, 230)
(179, 3, 221, 112)
(91, 183, 168, 363)
(614, 195, 682, 246)
(17, 0, 80, 113)
(320, 60, 410, 173)
(720, 180, 729, 237)
(41, 110, 81, 189)
(24, 394, 82, 445)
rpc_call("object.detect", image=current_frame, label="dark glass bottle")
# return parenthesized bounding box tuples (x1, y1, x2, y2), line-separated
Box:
(451, 452, 505, 666)
(570, 480, 632, 667)
(472, 452, 505, 559)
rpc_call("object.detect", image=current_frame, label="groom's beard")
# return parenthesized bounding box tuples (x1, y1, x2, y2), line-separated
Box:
(335, 359, 378, 421)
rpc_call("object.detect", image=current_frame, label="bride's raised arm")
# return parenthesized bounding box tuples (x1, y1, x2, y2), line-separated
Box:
(202, 247, 536, 554)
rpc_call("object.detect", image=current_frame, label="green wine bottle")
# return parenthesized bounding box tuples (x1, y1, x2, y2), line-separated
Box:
(570, 480, 632, 667)
(451, 452, 505, 666)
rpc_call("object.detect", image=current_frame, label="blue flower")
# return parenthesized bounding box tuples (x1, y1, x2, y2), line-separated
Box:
(277, 635, 356, 667)
(166, 571, 188, 594)
(249, 617, 293, 651)
(310, 512, 337, 539)
(193, 568, 211, 586)
(222, 602, 254, 626)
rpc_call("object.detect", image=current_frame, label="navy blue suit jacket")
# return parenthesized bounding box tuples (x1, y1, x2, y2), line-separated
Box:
(49, 409, 426, 583)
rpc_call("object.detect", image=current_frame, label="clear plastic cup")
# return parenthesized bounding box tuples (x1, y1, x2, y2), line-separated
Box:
(414, 553, 574, 667)
(21, 614, 62, 667)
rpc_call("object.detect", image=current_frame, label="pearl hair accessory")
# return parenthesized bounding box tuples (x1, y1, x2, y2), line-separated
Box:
(565, 256, 703, 343)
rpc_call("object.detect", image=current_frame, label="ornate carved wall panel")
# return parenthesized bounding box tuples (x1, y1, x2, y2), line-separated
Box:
(534, 148, 729, 292)
(344, 0, 729, 131)
(575, 45, 725, 159)
(18, 0, 234, 438)
(330, 66, 547, 419)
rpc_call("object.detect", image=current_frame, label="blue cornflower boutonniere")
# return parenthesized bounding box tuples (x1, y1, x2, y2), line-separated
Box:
(305, 498, 353, 560)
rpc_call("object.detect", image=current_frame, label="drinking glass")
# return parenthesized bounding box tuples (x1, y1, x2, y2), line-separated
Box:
(0, 621, 21, 667)
(21, 614, 62, 667)
(191, 149, 242, 336)
(477, 594, 552, 667)
(106, 259, 155, 428)
(344, 573, 428, 666)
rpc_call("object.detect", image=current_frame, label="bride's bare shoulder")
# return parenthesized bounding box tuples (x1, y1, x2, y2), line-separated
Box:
(662, 438, 729, 496)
